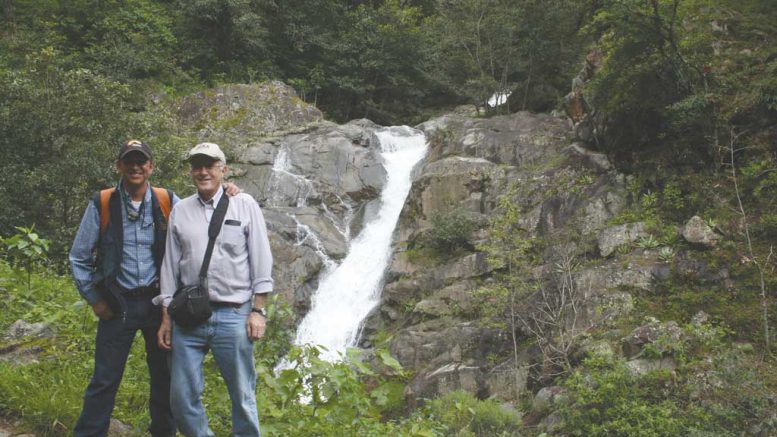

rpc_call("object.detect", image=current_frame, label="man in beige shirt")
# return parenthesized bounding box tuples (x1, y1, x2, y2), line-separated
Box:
(156, 142, 273, 437)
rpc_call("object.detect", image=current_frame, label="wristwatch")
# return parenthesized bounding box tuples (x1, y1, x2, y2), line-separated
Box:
(251, 307, 267, 317)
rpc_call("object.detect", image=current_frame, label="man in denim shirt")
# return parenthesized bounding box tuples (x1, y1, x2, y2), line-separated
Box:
(69, 140, 239, 437)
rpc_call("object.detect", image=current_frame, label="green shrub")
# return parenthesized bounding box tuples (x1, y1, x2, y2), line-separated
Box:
(425, 210, 477, 256)
(0, 260, 445, 436)
(423, 391, 523, 437)
(689, 346, 777, 435)
(558, 355, 703, 436)
(1, 226, 49, 291)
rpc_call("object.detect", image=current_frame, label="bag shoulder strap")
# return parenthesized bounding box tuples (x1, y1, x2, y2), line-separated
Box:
(199, 194, 230, 279)
(151, 187, 173, 221)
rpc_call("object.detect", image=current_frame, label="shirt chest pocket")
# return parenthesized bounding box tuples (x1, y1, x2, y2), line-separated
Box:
(221, 222, 246, 250)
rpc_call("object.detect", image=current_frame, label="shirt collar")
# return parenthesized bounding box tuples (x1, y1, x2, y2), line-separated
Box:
(197, 186, 224, 207)
(117, 180, 152, 203)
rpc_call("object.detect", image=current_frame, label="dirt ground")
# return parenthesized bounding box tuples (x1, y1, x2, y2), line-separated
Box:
(0, 416, 34, 437)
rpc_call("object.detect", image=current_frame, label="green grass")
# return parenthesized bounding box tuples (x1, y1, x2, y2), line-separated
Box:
(0, 261, 450, 436)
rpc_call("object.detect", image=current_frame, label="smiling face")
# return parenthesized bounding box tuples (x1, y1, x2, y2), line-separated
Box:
(116, 151, 154, 191)
(189, 155, 227, 200)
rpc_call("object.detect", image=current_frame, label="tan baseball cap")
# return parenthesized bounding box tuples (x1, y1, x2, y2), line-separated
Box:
(187, 142, 226, 164)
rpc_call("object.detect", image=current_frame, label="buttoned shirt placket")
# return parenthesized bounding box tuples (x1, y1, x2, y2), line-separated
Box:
(117, 184, 157, 291)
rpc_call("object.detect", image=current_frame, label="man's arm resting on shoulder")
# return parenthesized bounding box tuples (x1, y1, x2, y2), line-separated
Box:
(223, 182, 241, 197)
(69, 200, 114, 320)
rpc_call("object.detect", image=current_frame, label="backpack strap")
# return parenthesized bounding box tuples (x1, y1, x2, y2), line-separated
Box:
(95, 186, 171, 234)
(151, 187, 172, 221)
(95, 188, 115, 234)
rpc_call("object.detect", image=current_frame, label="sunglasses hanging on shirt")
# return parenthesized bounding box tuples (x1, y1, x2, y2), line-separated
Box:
(122, 189, 145, 222)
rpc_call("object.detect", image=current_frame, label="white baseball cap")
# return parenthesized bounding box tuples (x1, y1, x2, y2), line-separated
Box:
(187, 142, 227, 164)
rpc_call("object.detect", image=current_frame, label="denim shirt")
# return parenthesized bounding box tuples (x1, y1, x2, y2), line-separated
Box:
(69, 183, 179, 305)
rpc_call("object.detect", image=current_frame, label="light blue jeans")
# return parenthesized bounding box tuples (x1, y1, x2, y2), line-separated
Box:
(170, 303, 260, 437)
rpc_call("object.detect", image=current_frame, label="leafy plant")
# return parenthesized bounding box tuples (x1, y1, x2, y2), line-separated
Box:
(658, 246, 675, 262)
(661, 183, 684, 212)
(422, 391, 523, 437)
(558, 355, 702, 436)
(425, 209, 477, 256)
(640, 191, 659, 210)
(636, 234, 660, 250)
(615, 243, 633, 256)
(2, 226, 49, 291)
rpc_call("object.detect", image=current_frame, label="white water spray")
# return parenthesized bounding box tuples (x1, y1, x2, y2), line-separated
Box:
(269, 146, 316, 208)
(292, 126, 428, 362)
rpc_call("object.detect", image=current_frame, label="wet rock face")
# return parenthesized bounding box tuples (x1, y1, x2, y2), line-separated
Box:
(418, 111, 571, 167)
(383, 110, 596, 401)
(179, 82, 720, 407)
(176, 83, 393, 321)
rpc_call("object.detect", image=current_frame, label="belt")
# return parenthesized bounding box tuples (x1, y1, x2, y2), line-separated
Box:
(121, 286, 160, 299)
(210, 301, 244, 308)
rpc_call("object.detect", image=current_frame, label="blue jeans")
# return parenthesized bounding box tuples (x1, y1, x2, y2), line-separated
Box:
(74, 297, 175, 437)
(170, 303, 260, 437)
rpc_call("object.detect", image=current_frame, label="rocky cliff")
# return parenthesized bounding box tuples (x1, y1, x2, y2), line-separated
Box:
(179, 81, 728, 411)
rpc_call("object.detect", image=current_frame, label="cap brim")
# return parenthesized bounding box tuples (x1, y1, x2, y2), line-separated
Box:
(187, 153, 225, 163)
(188, 153, 214, 161)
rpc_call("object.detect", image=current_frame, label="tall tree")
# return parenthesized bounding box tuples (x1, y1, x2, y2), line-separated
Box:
(423, 0, 586, 112)
(174, 0, 275, 82)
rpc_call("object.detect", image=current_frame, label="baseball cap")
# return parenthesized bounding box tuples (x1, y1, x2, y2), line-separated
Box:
(187, 142, 227, 164)
(118, 139, 153, 160)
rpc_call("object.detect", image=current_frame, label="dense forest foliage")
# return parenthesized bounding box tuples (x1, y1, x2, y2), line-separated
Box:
(2, 1, 777, 435)
(2, 0, 774, 260)
(0, 0, 591, 261)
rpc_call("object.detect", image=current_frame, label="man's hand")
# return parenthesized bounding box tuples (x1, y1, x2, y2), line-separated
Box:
(158, 310, 173, 350)
(247, 312, 266, 341)
(91, 299, 114, 321)
(223, 182, 242, 197)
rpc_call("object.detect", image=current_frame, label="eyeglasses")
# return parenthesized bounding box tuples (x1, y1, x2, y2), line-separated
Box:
(121, 156, 149, 166)
(190, 162, 223, 171)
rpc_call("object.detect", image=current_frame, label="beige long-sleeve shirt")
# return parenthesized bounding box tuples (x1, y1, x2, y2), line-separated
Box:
(155, 187, 273, 307)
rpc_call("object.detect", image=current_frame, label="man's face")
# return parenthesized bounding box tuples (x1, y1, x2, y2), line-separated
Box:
(190, 155, 226, 197)
(116, 152, 153, 188)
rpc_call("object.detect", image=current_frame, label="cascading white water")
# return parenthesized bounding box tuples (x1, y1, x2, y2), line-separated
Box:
(268, 144, 337, 269)
(292, 126, 428, 362)
(269, 146, 316, 208)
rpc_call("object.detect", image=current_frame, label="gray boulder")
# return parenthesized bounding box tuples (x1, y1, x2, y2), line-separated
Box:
(621, 319, 683, 358)
(597, 222, 647, 257)
(5, 320, 53, 340)
(626, 357, 677, 376)
(533, 386, 568, 412)
(682, 216, 721, 247)
(564, 142, 612, 173)
(484, 360, 530, 402)
(177, 81, 324, 143)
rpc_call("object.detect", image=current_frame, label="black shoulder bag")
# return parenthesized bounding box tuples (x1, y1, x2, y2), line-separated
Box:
(167, 194, 229, 328)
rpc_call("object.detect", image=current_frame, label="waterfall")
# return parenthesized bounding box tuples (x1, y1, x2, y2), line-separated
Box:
(292, 126, 428, 362)
(269, 145, 316, 208)
(267, 144, 336, 268)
